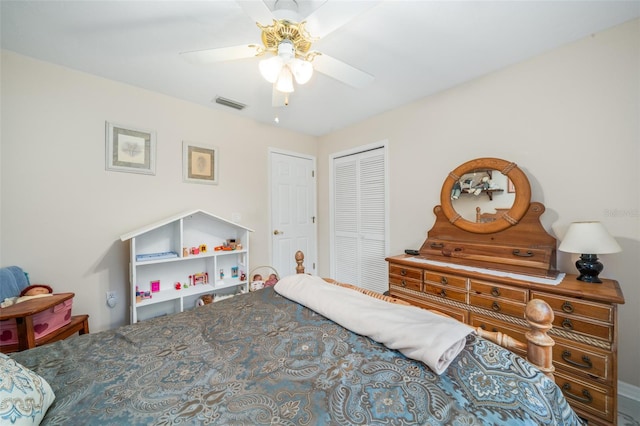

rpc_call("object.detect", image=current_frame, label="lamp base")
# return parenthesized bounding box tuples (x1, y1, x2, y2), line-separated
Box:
(575, 253, 603, 283)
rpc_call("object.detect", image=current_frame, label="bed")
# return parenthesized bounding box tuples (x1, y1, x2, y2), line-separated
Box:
(3, 253, 582, 425)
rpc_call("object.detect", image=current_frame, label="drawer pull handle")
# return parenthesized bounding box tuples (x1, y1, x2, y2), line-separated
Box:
(439, 289, 447, 298)
(562, 301, 574, 313)
(400, 269, 407, 276)
(562, 383, 593, 404)
(562, 318, 574, 330)
(440, 277, 448, 285)
(491, 287, 500, 297)
(512, 249, 534, 257)
(430, 243, 444, 249)
(401, 280, 407, 287)
(562, 350, 593, 370)
(491, 301, 501, 312)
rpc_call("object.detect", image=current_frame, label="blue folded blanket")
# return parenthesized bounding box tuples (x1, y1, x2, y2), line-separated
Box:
(0, 266, 30, 301)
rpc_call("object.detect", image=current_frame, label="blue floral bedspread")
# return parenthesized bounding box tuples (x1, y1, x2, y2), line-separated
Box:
(11, 287, 583, 425)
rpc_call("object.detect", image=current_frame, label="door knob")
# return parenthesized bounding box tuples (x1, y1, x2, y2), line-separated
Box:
(273, 230, 284, 235)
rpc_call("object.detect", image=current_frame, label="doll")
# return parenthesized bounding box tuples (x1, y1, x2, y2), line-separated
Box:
(20, 284, 53, 297)
(1, 284, 53, 307)
(264, 274, 278, 287)
(250, 274, 264, 291)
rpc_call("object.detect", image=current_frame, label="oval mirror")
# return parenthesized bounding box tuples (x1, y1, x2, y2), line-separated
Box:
(440, 158, 531, 234)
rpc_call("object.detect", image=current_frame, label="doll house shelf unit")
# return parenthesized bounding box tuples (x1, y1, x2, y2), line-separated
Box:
(120, 210, 253, 323)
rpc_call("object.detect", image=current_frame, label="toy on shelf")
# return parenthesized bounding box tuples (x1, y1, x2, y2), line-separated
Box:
(136, 251, 178, 262)
(136, 286, 152, 302)
(213, 238, 241, 252)
(151, 280, 160, 293)
(189, 272, 209, 286)
(186, 244, 209, 256)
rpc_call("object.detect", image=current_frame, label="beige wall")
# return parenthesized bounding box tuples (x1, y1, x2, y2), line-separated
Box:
(0, 50, 316, 331)
(317, 19, 640, 388)
(2, 18, 638, 390)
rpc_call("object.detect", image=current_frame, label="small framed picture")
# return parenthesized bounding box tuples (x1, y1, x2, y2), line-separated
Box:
(105, 122, 156, 175)
(151, 280, 160, 293)
(507, 178, 516, 193)
(183, 141, 218, 185)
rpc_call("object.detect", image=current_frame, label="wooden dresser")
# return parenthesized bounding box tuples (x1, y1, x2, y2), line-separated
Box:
(394, 157, 626, 425)
(387, 256, 624, 425)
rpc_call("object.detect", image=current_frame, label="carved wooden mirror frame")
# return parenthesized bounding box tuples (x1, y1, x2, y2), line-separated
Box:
(440, 157, 531, 234)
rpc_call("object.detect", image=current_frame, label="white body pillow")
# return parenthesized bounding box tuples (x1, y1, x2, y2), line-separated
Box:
(275, 274, 473, 375)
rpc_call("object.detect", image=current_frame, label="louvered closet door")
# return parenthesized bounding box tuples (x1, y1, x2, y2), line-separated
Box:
(332, 146, 388, 293)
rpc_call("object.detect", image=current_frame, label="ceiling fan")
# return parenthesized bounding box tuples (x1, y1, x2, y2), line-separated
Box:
(180, 0, 376, 107)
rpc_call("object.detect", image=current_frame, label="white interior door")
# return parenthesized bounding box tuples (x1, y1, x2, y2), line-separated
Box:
(270, 150, 317, 277)
(331, 144, 388, 293)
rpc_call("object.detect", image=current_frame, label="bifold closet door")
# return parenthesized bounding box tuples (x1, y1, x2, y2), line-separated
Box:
(332, 146, 388, 293)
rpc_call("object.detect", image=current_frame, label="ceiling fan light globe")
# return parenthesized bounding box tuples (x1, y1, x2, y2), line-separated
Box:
(259, 56, 283, 83)
(291, 59, 313, 84)
(277, 39, 295, 61)
(275, 66, 295, 93)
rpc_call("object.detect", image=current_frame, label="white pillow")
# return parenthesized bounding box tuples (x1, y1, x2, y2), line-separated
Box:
(0, 353, 55, 425)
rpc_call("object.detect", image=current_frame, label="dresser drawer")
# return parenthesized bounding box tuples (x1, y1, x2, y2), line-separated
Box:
(389, 275, 421, 292)
(551, 314, 612, 342)
(424, 271, 467, 289)
(389, 264, 422, 281)
(553, 336, 612, 384)
(423, 283, 467, 303)
(470, 280, 528, 303)
(469, 294, 525, 317)
(531, 291, 613, 323)
(555, 371, 614, 423)
(412, 298, 469, 323)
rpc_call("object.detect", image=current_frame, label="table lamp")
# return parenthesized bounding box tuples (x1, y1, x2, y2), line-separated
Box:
(558, 221, 621, 283)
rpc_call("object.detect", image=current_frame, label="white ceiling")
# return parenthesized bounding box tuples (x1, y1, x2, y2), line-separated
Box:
(2, 1, 639, 136)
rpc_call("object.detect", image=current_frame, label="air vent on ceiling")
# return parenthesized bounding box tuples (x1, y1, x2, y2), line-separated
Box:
(214, 96, 247, 111)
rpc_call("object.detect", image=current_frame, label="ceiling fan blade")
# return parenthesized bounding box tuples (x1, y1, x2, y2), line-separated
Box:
(237, 0, 275, 25)
(312, 53, 374, 88)
(303, 1, 379, 39)
(180, 45, 259, 64)
(272, 85, 289, 107)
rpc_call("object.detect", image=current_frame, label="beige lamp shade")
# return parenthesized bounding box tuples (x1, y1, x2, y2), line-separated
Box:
(558, 221, 622, 254)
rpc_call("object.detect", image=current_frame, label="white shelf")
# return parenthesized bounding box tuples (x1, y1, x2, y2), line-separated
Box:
(213, 278, 246, 290)
(121, 210, 253, 323)
(136, 284, 216, 307)
(134, 249, 248, 266)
